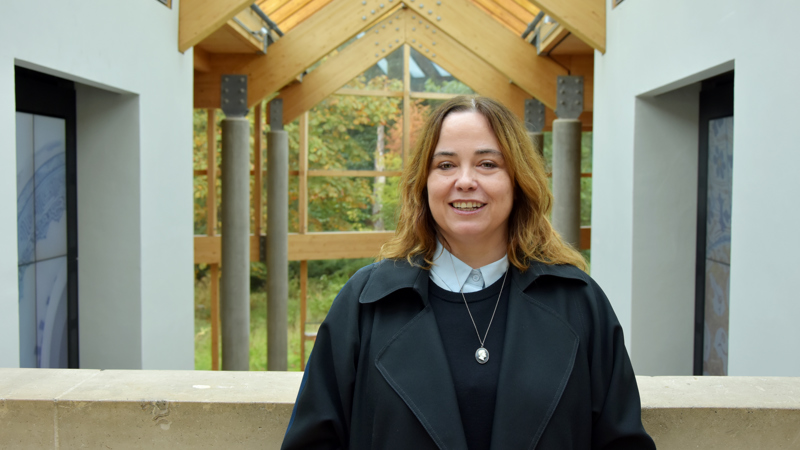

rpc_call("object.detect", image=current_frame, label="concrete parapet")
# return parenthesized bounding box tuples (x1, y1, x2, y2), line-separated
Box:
(638, 376, 800, 449)
(0, 369, 301, 449)
(1, 370, 798, 449)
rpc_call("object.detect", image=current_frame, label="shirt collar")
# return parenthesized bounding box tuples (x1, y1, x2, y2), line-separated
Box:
(430, 241, 509, 293)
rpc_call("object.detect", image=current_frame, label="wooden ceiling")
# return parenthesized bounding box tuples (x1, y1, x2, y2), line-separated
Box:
(190, 0, 596, 58)
(255, 0, 540, 35)
(185, 0, 601, 124)
(196, 0, 587, 55)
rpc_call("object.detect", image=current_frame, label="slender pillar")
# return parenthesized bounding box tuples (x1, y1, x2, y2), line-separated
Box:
(220, 75, 250, 371)
(552, 119, 582, 248)
(552, 76, 584, 249)
(373, 124, 386, 231)
(220, 118, 250, 371)
(267, 99, 289, 371)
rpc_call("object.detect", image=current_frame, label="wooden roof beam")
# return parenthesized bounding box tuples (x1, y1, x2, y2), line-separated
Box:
(407, 15, 592, 129)
(179, 0, 254, 52)
(278, 12, 407, 124)
(471, 0, 528, 35)
(258, 0, 293, 16)
(194, 0, 404, 109)
(493, 0, 536, 23)
(278, 0, 335, 33)
(405, 13, 528, 119)
(526, 0, 605, 53)
(416, 0, 566, 109)
(511, 0, 540, 17)
(269, 0, 316, 24)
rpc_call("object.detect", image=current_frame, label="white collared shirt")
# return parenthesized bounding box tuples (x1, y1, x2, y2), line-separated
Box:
(429, 241, 509, 293)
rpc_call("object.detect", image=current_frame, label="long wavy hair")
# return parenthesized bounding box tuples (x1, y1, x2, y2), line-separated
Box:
(379, 96, 586, 272)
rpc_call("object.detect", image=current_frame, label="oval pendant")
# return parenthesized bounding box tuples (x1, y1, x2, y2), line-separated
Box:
(475, 347, 489, 364)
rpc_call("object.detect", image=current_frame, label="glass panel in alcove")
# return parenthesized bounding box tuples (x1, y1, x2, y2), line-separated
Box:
(33, 116, 67, 261)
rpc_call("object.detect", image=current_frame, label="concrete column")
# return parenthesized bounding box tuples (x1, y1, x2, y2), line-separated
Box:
(551, 119, 582, 249)
(267, 130, 289, 371)
(220, 117, 251, 371)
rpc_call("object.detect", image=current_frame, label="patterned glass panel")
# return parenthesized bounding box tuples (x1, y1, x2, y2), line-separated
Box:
(35, 256, 69, 368)
(18, 263, 37, 368)
(703, 116, 733, 375)
(16, 113, 35, 265)
(16, 113, 69, 368)
(33, 115, 67, 261)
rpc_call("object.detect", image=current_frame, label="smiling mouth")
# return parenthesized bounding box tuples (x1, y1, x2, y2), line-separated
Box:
(450, 201, 486, 212)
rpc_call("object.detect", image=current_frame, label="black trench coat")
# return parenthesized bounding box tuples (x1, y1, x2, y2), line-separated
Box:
(281, 258, 655, 450)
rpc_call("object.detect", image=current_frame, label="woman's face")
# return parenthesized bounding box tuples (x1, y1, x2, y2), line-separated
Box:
(426, 111, 514, 250)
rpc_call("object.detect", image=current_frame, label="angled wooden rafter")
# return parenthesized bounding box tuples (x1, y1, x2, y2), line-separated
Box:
(493, 0, 536, 23)
(179, 0, 254, 52)
(259, 0, 294, 16)
(526, 0, 605, 53)
(194, 0, 403, 109)
(278, 12, 407, 124)
(277, 10, 593, 128)
(471, 0, 527, 35)
(279, 0, 334, 33)
(269, 0, 317, 24)
(405, 14, 528, 119)
(411, 0, 566, 109)
(195, 6, 277, 55)
(511, 0, 540, 17)
(409, 15, 591, 129)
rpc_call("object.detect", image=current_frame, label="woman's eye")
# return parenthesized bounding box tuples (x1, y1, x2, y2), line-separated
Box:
(480, 161, 497, 169)
(438, 162, 454, 170)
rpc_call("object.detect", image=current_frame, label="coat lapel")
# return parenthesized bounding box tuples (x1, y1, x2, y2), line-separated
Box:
(373, 267, 469, 450)
(489, 267, 580, 450)
(365, 259, 585, 450)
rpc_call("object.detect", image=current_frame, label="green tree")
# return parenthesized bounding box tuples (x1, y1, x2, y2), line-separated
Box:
(287, 74, 404, 232)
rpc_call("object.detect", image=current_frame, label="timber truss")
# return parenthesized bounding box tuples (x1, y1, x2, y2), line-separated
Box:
(184, 0, 602, 125)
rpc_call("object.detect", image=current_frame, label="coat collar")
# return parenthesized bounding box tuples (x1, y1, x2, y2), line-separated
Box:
(369, 258, 586, 450)
(359, 257, 587, 305)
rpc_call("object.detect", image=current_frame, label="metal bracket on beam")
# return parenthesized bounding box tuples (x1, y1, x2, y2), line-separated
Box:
(555, 76, 584, 120)
(250, 4, 284, 38)
(269, 99, 283, 131)
(221, 75, 248, 117)
(521, 11, 544, 40)
(524, 99, 546, 133)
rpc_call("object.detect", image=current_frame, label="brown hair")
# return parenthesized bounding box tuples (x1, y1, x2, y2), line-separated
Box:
(379, 96, 586, 272)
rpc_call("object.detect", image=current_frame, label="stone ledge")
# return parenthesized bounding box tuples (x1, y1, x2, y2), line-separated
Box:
(637, 376, 800, 449)
(1, 370, 799, 449)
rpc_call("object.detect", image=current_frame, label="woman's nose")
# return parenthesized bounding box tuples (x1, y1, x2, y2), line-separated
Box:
(454, 168, 477, 190)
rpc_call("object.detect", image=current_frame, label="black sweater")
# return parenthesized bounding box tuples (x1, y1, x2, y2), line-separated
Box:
(428, 275, 510, 450)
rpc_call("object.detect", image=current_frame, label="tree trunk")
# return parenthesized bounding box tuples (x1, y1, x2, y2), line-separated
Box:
(372, 125, 386, 231)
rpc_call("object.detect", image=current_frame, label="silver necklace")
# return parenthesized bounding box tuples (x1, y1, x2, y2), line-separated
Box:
(450, 253, 508, 365)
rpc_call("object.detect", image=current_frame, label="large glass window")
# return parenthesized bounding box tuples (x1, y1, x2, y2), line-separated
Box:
(192, 45, 593, 370)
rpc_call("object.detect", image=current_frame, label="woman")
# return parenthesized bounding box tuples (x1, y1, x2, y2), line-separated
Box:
(281, 96, 655, 449)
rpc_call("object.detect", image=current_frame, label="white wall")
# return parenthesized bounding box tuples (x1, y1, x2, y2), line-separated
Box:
(0, 0, 194, 369)
(75, 86, 143, 369)
(630, 84, 699, 376)
(594, 0, 800, 375)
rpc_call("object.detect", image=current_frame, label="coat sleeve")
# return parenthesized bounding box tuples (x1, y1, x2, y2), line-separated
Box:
(280, 265, 373, 450)
(586, 279, 656, 450)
